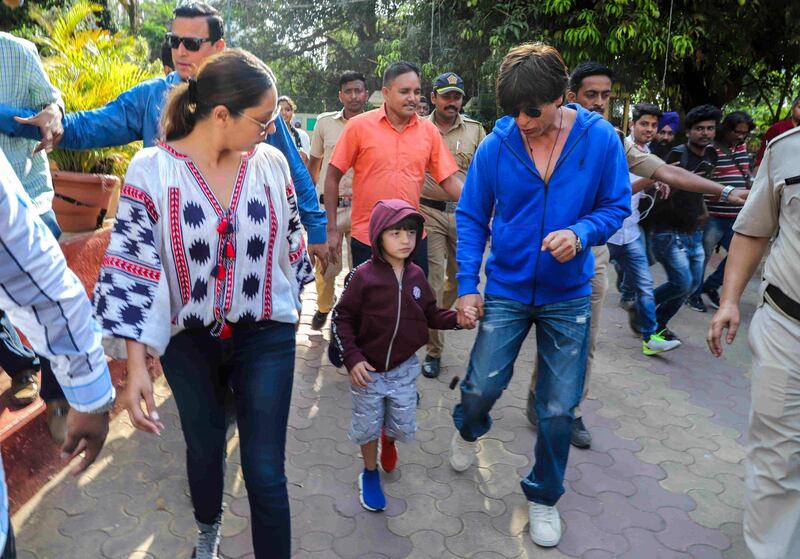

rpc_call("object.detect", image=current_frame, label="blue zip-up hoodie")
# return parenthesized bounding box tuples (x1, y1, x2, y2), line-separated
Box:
(456, 104, 630, 307)
(0, 72, 327, 243)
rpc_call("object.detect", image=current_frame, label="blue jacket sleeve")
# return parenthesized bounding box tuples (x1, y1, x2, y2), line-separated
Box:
(0, 105, 38, 138)
(455, 140, 496, 296)
(58, 81, 153, 150)
(267, 118, 327, 244)
(569, 129, 631, 248)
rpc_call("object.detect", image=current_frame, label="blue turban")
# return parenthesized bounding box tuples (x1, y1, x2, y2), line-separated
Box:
(658, 111, 680, 132)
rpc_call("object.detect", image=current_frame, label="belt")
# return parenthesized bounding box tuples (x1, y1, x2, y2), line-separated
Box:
(319, 194, 352, 208)
(420, 198, 458, 213)
(765, 284, 800, 323)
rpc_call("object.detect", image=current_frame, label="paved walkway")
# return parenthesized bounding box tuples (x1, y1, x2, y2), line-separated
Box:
(12, 263, 757, 558)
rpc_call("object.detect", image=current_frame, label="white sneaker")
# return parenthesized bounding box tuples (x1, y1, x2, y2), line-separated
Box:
(193, 517, 221, 559)
(449, 431, 477, 472)
(643, 333, 682, 356)
(528, 502, 562, 547)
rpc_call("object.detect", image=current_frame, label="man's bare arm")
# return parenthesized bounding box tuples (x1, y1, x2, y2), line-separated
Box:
(308, 155, 323, 185)
(323, 164, 345, 264)
(440, 174, 463, 201)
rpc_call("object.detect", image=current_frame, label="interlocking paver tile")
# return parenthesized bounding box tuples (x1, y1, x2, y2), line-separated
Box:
(383, 463, 452, 500)
(474, 438, 529, 468)
(654, 507, 731, 553)
(605, 448, 665, 480)
(689, 544, 727, 558)
(661, 424, 721, 453)
(635, 437, 695, 466)
(475, 462, 526, 500)
(590, 492, 664, 534)
(437, 478, 505, 518)
(100, 510, 184, 559)
(686, 448, 743, 480)
(627, 475, 696, 513)
(618, 527, 685, 558)
(445, 511, 524, 558)
(332, 511, 412, 559)
(715, 474, 745, 510)
(660, 461, 724, 495)
(557, 510, 629, 557)
(387, 494, 462, 537)
(687, 489, 744, 529)
(570, 463, 636, 498)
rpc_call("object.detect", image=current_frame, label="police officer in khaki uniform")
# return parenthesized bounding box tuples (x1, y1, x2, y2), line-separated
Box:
(708, 125, 800, 559)
(420, 72, 485, 378)
(308, 71, 368, 330)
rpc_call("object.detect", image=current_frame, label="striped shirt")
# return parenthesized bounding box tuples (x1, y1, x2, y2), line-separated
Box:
(704, 143, 751, 218)
(0, 151, 115, 553)
(0, 32, 63, 214)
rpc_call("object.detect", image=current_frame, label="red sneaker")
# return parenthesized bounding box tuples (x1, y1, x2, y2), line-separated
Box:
(380, 430, 398, 473)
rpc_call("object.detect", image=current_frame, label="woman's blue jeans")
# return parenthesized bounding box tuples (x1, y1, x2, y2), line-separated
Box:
(161, 321, 295, 559)
(452, 294, 591, 506)
(651, 229, 705, 328)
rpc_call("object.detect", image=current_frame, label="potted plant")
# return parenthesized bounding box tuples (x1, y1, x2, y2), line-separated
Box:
(27, 1, 158, 231)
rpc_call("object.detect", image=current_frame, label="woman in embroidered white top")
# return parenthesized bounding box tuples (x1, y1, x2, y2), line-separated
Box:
(93, 49, 311, 559)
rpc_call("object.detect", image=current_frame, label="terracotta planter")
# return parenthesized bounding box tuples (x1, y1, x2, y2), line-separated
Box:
(52, 171, 121, 232)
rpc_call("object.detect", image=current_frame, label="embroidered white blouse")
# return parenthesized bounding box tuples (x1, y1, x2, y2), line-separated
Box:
(94, 142, 313, 355)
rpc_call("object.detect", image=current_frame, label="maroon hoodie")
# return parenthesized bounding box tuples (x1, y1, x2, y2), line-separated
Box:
(331, 199, 458, 372)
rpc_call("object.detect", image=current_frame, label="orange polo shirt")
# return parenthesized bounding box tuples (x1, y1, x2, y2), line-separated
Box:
(328, 104, 459, 245)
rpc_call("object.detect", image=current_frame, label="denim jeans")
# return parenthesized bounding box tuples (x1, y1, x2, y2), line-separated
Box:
(350, 237, 429, 277)
(161, 321, 295, 559)
(452, 294, 591, 506)
(651, 229, 705, 328)
(693, 216, 735, 296)
(0, 210, 60, 380)
(608, 239, 657, 339)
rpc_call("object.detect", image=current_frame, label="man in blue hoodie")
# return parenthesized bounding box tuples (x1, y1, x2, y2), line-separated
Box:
(448, 43, 630, 548)
(0, 2, 327, 438)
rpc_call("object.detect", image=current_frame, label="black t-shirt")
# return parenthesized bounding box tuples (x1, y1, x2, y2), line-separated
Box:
(644, 144, 717, 233)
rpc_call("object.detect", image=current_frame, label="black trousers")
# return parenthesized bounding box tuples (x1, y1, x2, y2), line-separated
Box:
(2, 522, 16, 559)
(350, 237, 429, 277)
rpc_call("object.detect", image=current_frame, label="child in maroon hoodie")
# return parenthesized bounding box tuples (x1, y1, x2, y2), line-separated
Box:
(331, 199, 476, 511)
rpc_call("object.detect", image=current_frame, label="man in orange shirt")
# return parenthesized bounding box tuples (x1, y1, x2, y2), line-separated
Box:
(324, 61, 462, 273)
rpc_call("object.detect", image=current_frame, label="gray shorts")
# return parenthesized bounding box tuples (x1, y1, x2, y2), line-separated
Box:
(348, 355, 420, 446)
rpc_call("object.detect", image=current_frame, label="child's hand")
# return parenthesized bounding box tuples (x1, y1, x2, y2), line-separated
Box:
(349, 361, 375, 388)
(458, 306, 479, 329)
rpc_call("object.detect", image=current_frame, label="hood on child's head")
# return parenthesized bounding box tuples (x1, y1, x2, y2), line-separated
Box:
(368, 199, 425, 262)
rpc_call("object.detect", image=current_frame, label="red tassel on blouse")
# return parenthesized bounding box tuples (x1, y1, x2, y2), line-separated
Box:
(225, 240, 235, 259)
(219, 323, 233, 339)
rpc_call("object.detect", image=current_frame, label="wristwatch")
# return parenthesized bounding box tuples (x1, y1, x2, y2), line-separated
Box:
(87, 394, 116, 414)
(720, 185, 735, 203)
(574, 234, 583, 253)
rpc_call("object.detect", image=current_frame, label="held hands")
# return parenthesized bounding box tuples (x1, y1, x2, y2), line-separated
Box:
(458, 306, 479, 329)
(541, 229, 578, 263)
(349, 361, 375, 388)
(14, 103, 63, 153)
(123, 360, 164, 436)
(706, 302, 741, 358)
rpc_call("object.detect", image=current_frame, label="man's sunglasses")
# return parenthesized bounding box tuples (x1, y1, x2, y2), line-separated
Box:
(166, 33, 213, 52)
(510, 106, 542, 118)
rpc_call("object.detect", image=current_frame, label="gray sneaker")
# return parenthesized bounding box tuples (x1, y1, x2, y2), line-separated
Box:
(193, 517, 222, 559)
(571, 417, 591, 449)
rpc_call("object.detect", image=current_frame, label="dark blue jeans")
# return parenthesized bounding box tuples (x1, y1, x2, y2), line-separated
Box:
(0, 210, 60, 380)
(608, 239, 658, 339)
(453, 294, 591, 506)
(161, 321, 295, 559)
(693, 216, 735, 296)
(651, 229, 705, 328)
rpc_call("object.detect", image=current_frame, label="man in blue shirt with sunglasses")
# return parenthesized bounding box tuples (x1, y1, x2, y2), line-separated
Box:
(0, 2, 327, 440)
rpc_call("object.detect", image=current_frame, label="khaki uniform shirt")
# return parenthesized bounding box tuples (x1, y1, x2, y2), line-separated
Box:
(310, 109, 354, 197)
(733, 126, 800, 302)
(624, 136, 665, 180)
(422, 112, 486, 201)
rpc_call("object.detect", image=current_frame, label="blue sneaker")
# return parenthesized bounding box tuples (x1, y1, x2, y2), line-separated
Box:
(358, 468, 386, 511)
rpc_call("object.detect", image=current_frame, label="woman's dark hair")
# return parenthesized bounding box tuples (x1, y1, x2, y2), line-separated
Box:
(497, 43, 568, 114)
(161, 49, 275, 141)
(568, 61, 614, 94)
(383, 61, 421, 87)
(339, 70, 366, 90)
(685, 104, 723, 129)
(718, 111, 755, 135)
(632, 102, 663, 123)
(173, 2, 224, 42)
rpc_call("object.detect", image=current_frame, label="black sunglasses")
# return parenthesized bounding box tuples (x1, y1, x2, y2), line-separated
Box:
(510, 106, 542, 118)
(166, 33, 213, 52)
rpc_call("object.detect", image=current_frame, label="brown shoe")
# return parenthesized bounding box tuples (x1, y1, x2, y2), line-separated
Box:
(46, 399, 70, 444)
(11, 370, 39, 406)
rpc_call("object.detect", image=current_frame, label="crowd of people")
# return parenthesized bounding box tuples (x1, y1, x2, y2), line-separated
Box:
(1, 1, 800, 558)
